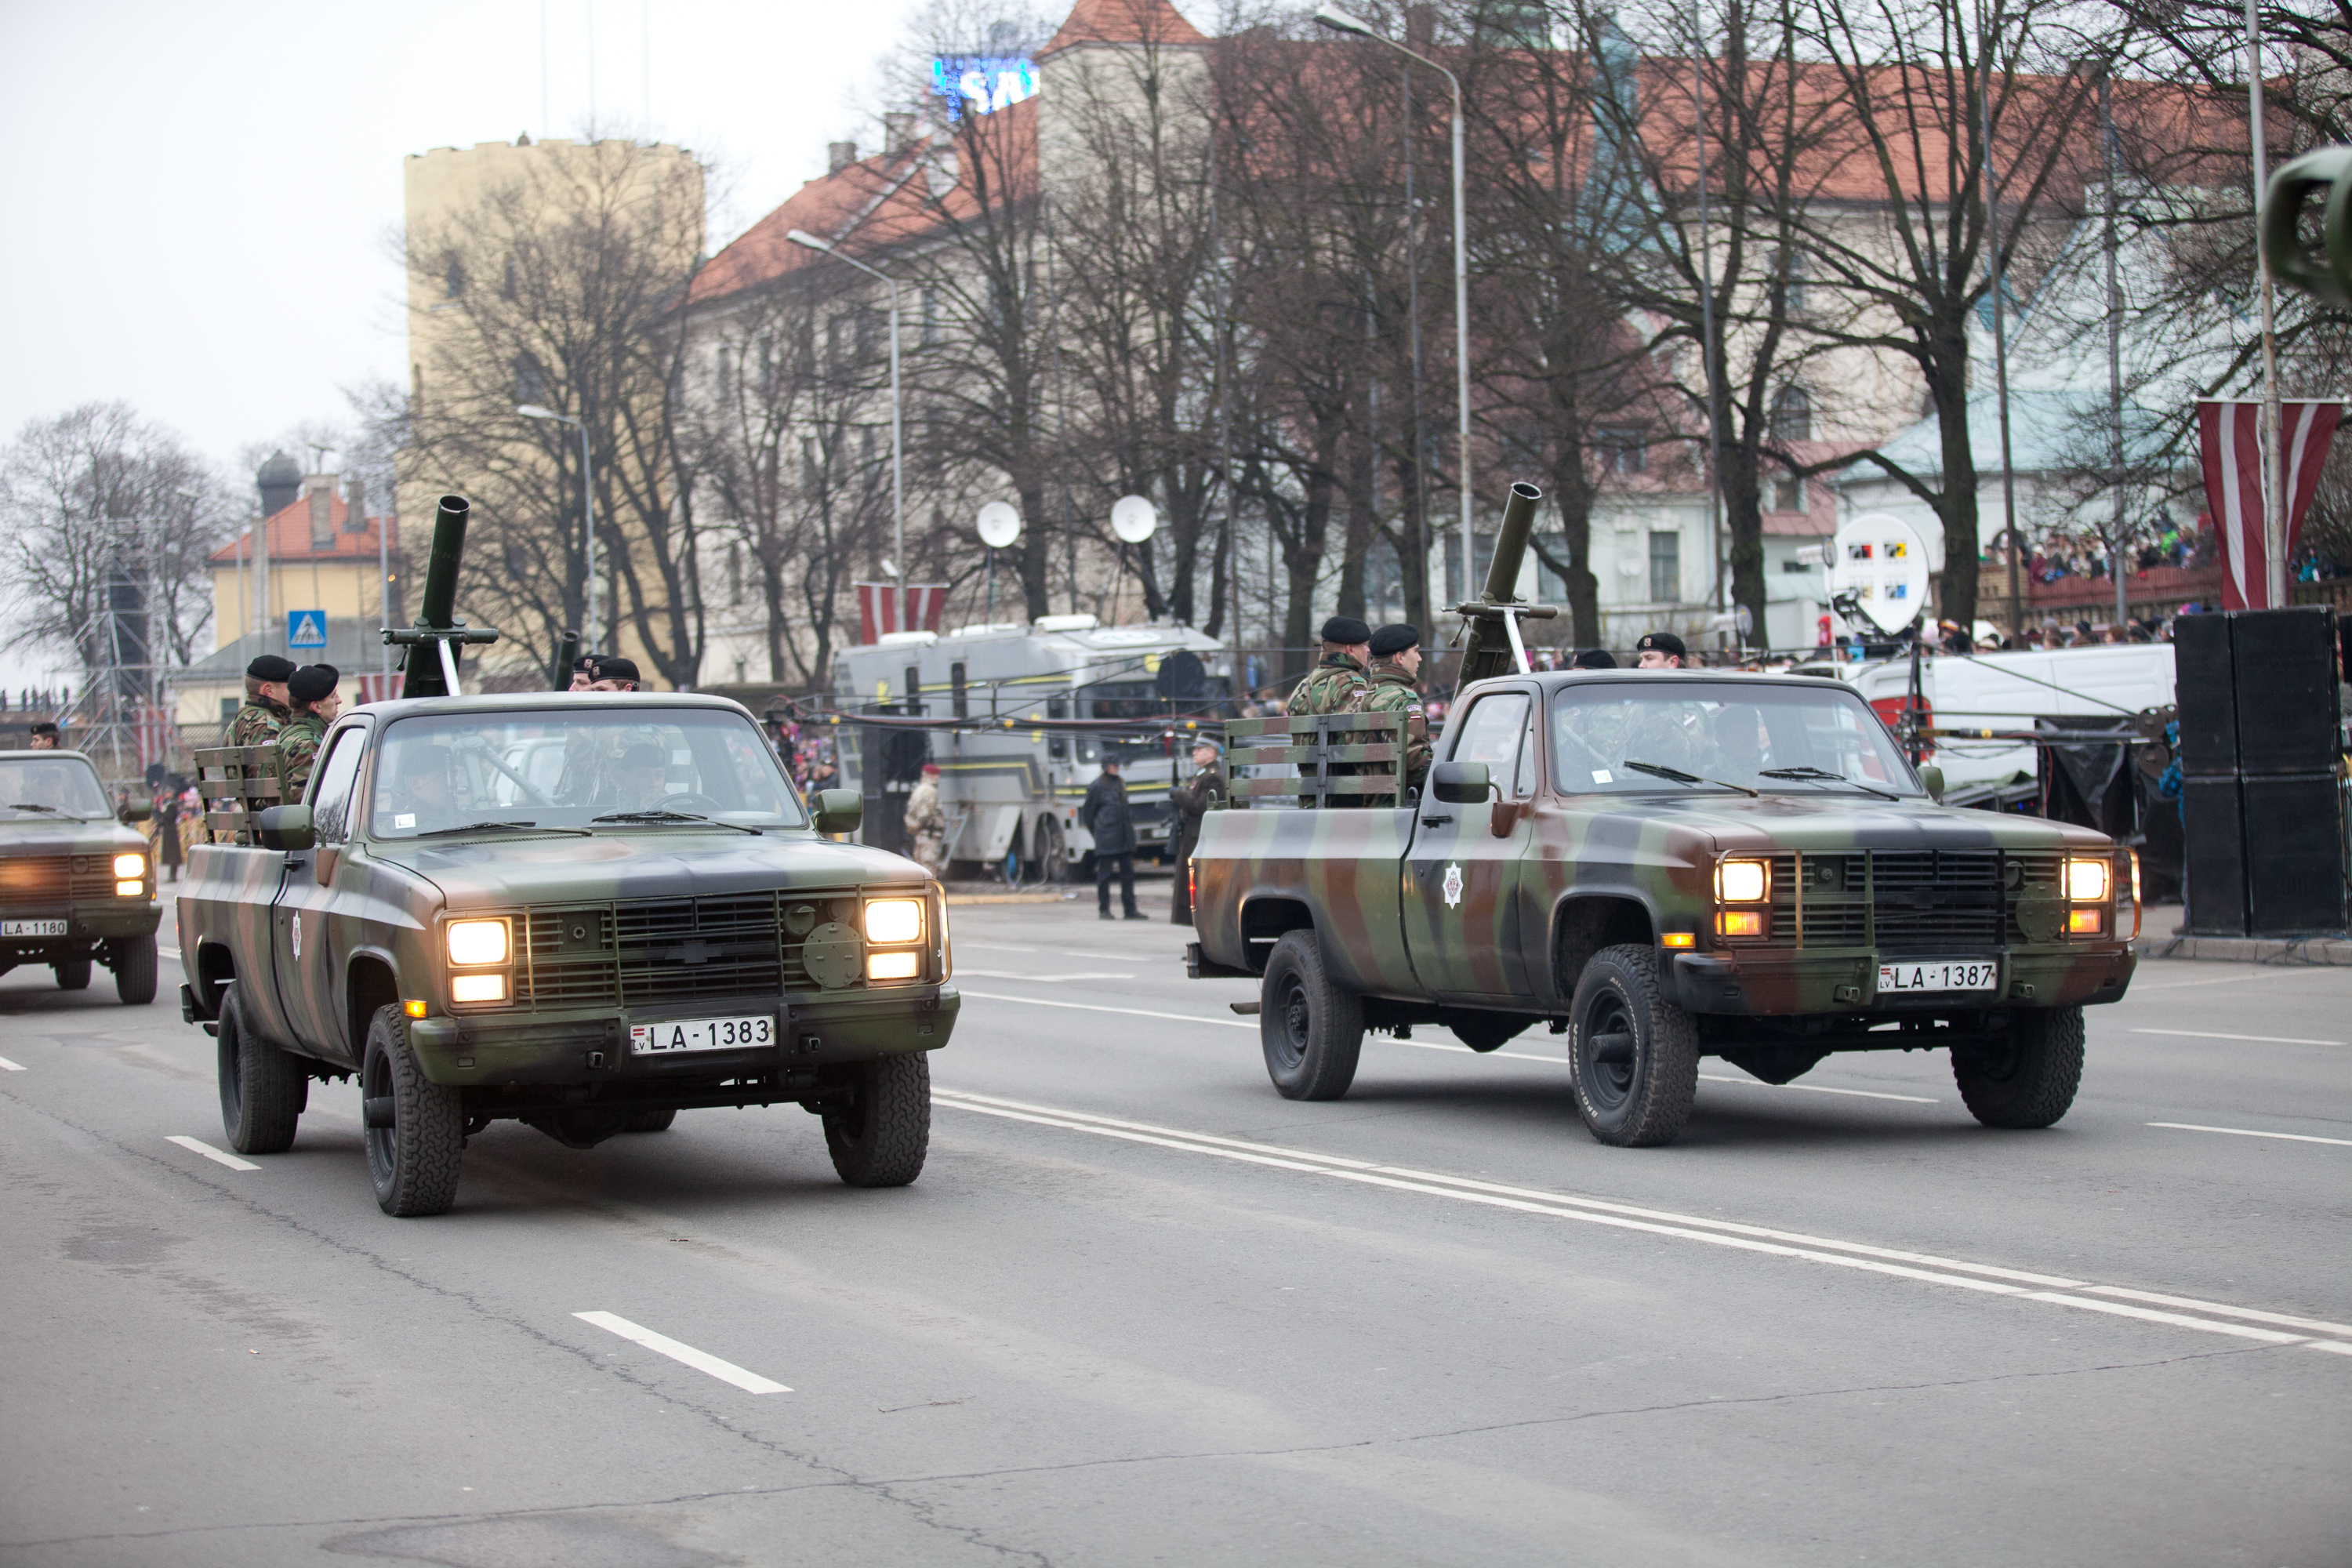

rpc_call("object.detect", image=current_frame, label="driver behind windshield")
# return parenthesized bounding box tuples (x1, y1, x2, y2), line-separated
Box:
(609, 743, 671, 811)
(389, 746, 456, 833)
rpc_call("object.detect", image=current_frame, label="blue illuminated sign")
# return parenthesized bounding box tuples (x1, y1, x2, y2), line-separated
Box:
(931, 56, 1039, 120)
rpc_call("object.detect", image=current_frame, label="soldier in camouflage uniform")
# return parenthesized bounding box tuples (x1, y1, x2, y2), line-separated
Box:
(903, 764, 946, 870)
(1285, 615, 1373, 716)
(1352, 623, 1431, 806)
(276, 665, 340, 801)
(230, 655, 296, 750)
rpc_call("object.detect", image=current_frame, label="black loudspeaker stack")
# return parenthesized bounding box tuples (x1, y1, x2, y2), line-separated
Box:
(2173, 607, 2348, 937)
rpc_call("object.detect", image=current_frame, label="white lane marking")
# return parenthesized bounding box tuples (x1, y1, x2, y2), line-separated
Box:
(165, 1135, 259, 1171)
(2128, 1027, 2344, 1047)
(935, 1089, 2351, 1352)
(956, 970, 1138, 983)
(958, 989, 1256, 1029)
(1698, 1072, 1938, 1104)
(2081, 1287, 2352, 1339)
(2148, 1121, 2352, 1149)
(959, 942, 1151, 962)
(2128, 970, 2346, 991)
(2308, 1339, 2352, 1357)
(573, 1311, 790, 1394)
(0, 1056, 24, 1072)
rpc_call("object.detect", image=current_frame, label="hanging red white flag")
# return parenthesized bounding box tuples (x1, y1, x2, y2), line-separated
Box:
(2197, 399, 2342, 610)
(855, 582, 948, 644)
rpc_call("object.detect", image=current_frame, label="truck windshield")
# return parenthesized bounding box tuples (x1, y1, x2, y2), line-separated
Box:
(369, 709, 809, 838)
(1549, 681, 1923, 797)
(0, 757, 113, 819)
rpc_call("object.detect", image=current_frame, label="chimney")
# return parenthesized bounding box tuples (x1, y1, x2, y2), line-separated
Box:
(884, 113, 914, 157)
(344, 475, 367, 536)
(308, 481, 334, 552)
(828, 140, 858, 174)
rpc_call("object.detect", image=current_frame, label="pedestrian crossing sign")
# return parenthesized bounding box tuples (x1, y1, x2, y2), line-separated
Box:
(288, 611, 327, 649)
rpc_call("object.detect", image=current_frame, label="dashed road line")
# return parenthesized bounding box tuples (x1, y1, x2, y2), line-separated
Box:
(2148, 1122, 2352, 1149)
(958, 989, 1254, 1029)
(0, 1056, 24, 1072)
(574, 1311, 790, 1394)
(1698, 1072, 1937, 1104)
(2129, 1027, 2344, 1047)
(956, 970, 1138, 983)
(165, 1135, 258, 1171)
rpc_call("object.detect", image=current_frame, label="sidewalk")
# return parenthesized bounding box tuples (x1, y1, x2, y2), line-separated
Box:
(2131, 903, 2352, 966)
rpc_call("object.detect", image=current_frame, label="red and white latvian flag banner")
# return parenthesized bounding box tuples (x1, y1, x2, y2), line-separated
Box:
(855, 582, 948, 644)
(2198, 399, 2343, 610)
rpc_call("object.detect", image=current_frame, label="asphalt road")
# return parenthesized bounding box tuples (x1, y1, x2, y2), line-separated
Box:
(2, 893, 2347, 1567)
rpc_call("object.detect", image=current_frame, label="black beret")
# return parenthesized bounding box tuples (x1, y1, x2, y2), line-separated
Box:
(288, 664, 339, 704)
(1368, 623, 1421, 657)
(1635, 631, 1686, 659)
(1319, 615, 1371, 645)
(246, 654, 298, 682)
(593, 655, 641, 684)
(1572, 648, 1617, 669)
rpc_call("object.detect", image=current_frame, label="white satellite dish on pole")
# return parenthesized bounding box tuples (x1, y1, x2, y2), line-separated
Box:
(1109, 495, 1157, 544)
(1829, 511, 1933, 634)
(976, 501, 1021, 549)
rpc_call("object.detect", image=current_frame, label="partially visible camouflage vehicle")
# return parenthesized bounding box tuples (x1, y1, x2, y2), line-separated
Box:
(0, 749, 161, 1004)
(180, 691, 956, 1214)
(1187, 669, 2138, 1146)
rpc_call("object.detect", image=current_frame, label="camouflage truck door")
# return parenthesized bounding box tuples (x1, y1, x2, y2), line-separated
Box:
(270, 721, 372, 1061)
(1402, 688, 1541, 1000)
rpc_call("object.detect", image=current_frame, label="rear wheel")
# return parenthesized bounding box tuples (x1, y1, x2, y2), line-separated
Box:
(1260, 931, 1364, 1101)
(621, 1105, 677, 1133)
(217, 983, 306, 1155)
(823, 1053, 931, 1187)
(1033, 816, 1067, 884)
(53, 957, 90, 991)
(1568, 944, 1700, 1147)
(113, 934, 158, 1005)
(1953, 1007, 2085, 1129)
(362, 1004, 464, 1216)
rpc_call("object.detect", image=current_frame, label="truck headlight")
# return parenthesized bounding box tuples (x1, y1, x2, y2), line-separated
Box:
(446, 919, 510, 966)
(866, 951, 921, 982)
(450, 973, 508, 1003)
(2063, 858, 2111, 902)
(112, 852, 146, 879)
(863, 898, 923, 945)
(1715, 858, 1769, 903)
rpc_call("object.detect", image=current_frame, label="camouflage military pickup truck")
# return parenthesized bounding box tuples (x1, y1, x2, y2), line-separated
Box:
(180, 691, 955, 1214)
(1188, 669, 2137, 1146)
(0, 749, 161, 1004)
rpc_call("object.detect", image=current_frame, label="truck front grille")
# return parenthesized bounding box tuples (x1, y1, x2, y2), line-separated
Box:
(1765, 849, 2067, 951)
(0, 855, 126, 906)
(514, 891, 851, 1009)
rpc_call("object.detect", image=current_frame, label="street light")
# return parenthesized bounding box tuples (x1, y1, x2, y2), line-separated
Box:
(517, 404, 598, 654)
(787, 226, 906, 636)
(1314, 5, 1474, 607)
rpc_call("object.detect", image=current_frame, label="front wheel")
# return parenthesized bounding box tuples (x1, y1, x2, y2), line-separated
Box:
(53, 957, 91, 991)
(362, 1005, 464, 1216)
(1953, 1007, 2085, 1129)
(823, 1053, 931, 1187)
(217, 982, 306, 1155)
(1260, 931, 1364, 1101)
(1568, 944, 1700, 1146)
(113, 934, 158, 1005)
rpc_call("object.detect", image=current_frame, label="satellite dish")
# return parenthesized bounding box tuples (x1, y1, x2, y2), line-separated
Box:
(1828, 512, 1933, 634)
(976, 501, 1021, 550)
(1109, 495, 1157, 545)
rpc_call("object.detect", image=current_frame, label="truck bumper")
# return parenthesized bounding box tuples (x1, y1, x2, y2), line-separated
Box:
(404, 985, 960, 1087)
(1670, 946, 2136, 1015)
(1, 902, 163, 967)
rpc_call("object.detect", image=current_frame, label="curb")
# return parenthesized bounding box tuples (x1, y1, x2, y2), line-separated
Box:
(2132, 931, 2352, 966)
(945, 892, 1073, 906)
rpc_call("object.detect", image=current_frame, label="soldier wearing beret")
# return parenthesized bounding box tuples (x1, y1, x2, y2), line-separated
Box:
(230, 655, 298, 749)
(1633, 630, 1686, 669)
(1352, 623, 1431, 805)
(276, 664, 341, 800)
(1285, 615, 1374, 717)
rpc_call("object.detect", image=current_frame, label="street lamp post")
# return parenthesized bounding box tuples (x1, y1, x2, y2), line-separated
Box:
(1315, 6, 1474, 608)
(517, 404, 598, 654)
(788, 227, 905, 635)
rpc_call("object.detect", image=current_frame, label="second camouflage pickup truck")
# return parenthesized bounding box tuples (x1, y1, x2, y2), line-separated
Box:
(1188, 669, 2137, 1146)
(180, 691, 955, 1214)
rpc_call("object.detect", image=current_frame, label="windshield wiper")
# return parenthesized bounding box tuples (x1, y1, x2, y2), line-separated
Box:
(6, 802, 64, 814)
(414, 820, 594, 839)
(1621, 759, 1760, 797)
(589, 809, 762, 836)
(1758, 767, 1900, 801)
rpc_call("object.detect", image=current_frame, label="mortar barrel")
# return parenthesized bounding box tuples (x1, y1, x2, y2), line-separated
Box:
(1458, 481, 1544, 688)
(416, 495, 470, 632)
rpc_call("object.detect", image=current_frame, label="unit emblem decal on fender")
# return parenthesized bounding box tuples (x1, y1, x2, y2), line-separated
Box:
(1443, 863, 1464, 909)
(290, 912, 302, 960)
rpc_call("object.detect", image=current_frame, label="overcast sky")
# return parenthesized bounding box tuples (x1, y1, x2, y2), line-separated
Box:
(0, 0, 945, 480)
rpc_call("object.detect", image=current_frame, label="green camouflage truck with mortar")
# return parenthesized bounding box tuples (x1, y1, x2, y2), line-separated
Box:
(1186, 483, 2138, 1146)
(178, 497, 955, 1215)
(0, 748, 162, 1004)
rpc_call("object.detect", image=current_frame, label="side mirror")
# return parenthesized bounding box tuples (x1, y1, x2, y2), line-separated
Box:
(811, 789, 863, 836)
(1917, 764, 1946, 803)
(1430, 760, 1491, 805)
(122, 801, 153, 822)
(256, 804, 314, 852)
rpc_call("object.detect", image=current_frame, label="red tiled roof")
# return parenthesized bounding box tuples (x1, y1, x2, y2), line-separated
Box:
(1042, 0, 1207, 56)
(209, 492, 394, 567)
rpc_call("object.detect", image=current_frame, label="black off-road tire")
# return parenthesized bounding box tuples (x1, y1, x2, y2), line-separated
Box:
(622, 1106, 677, 1133)
(112, 934, 158, 1005)
(1568, 944, 1700, 1147)
(1451, 1014, 1529, 1054)
(1260, 931, 1365, 1101)
(53, 957, 91, 991)
(362, 1004, 464, 1217)
(217, 982, 306, 1155)
(823, 1052, 931, 1187)
(1953, 1006, 2085, 1129)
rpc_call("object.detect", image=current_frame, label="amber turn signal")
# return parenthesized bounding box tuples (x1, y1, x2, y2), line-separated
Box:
(403, 1000, 429, 1018)
(2067, 907, 2104, 935)
(1716, 909, 1766, 938)
(1661, 932, 1697, 949)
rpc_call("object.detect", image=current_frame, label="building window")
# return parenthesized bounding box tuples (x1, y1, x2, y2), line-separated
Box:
(443, 258, 465, 298)
(922, 287, 940, 347)
(1648, 531, 1680, 604)
(502, 256, 517, 300)
(1598, 426, 1645, 474)
(727, 543, 743, 605)
(1784, 248, 1808, 314)
(1769, 385, 1812, 444)
(1772, 474, 1805, 514)
(514, 353, 547, 408)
